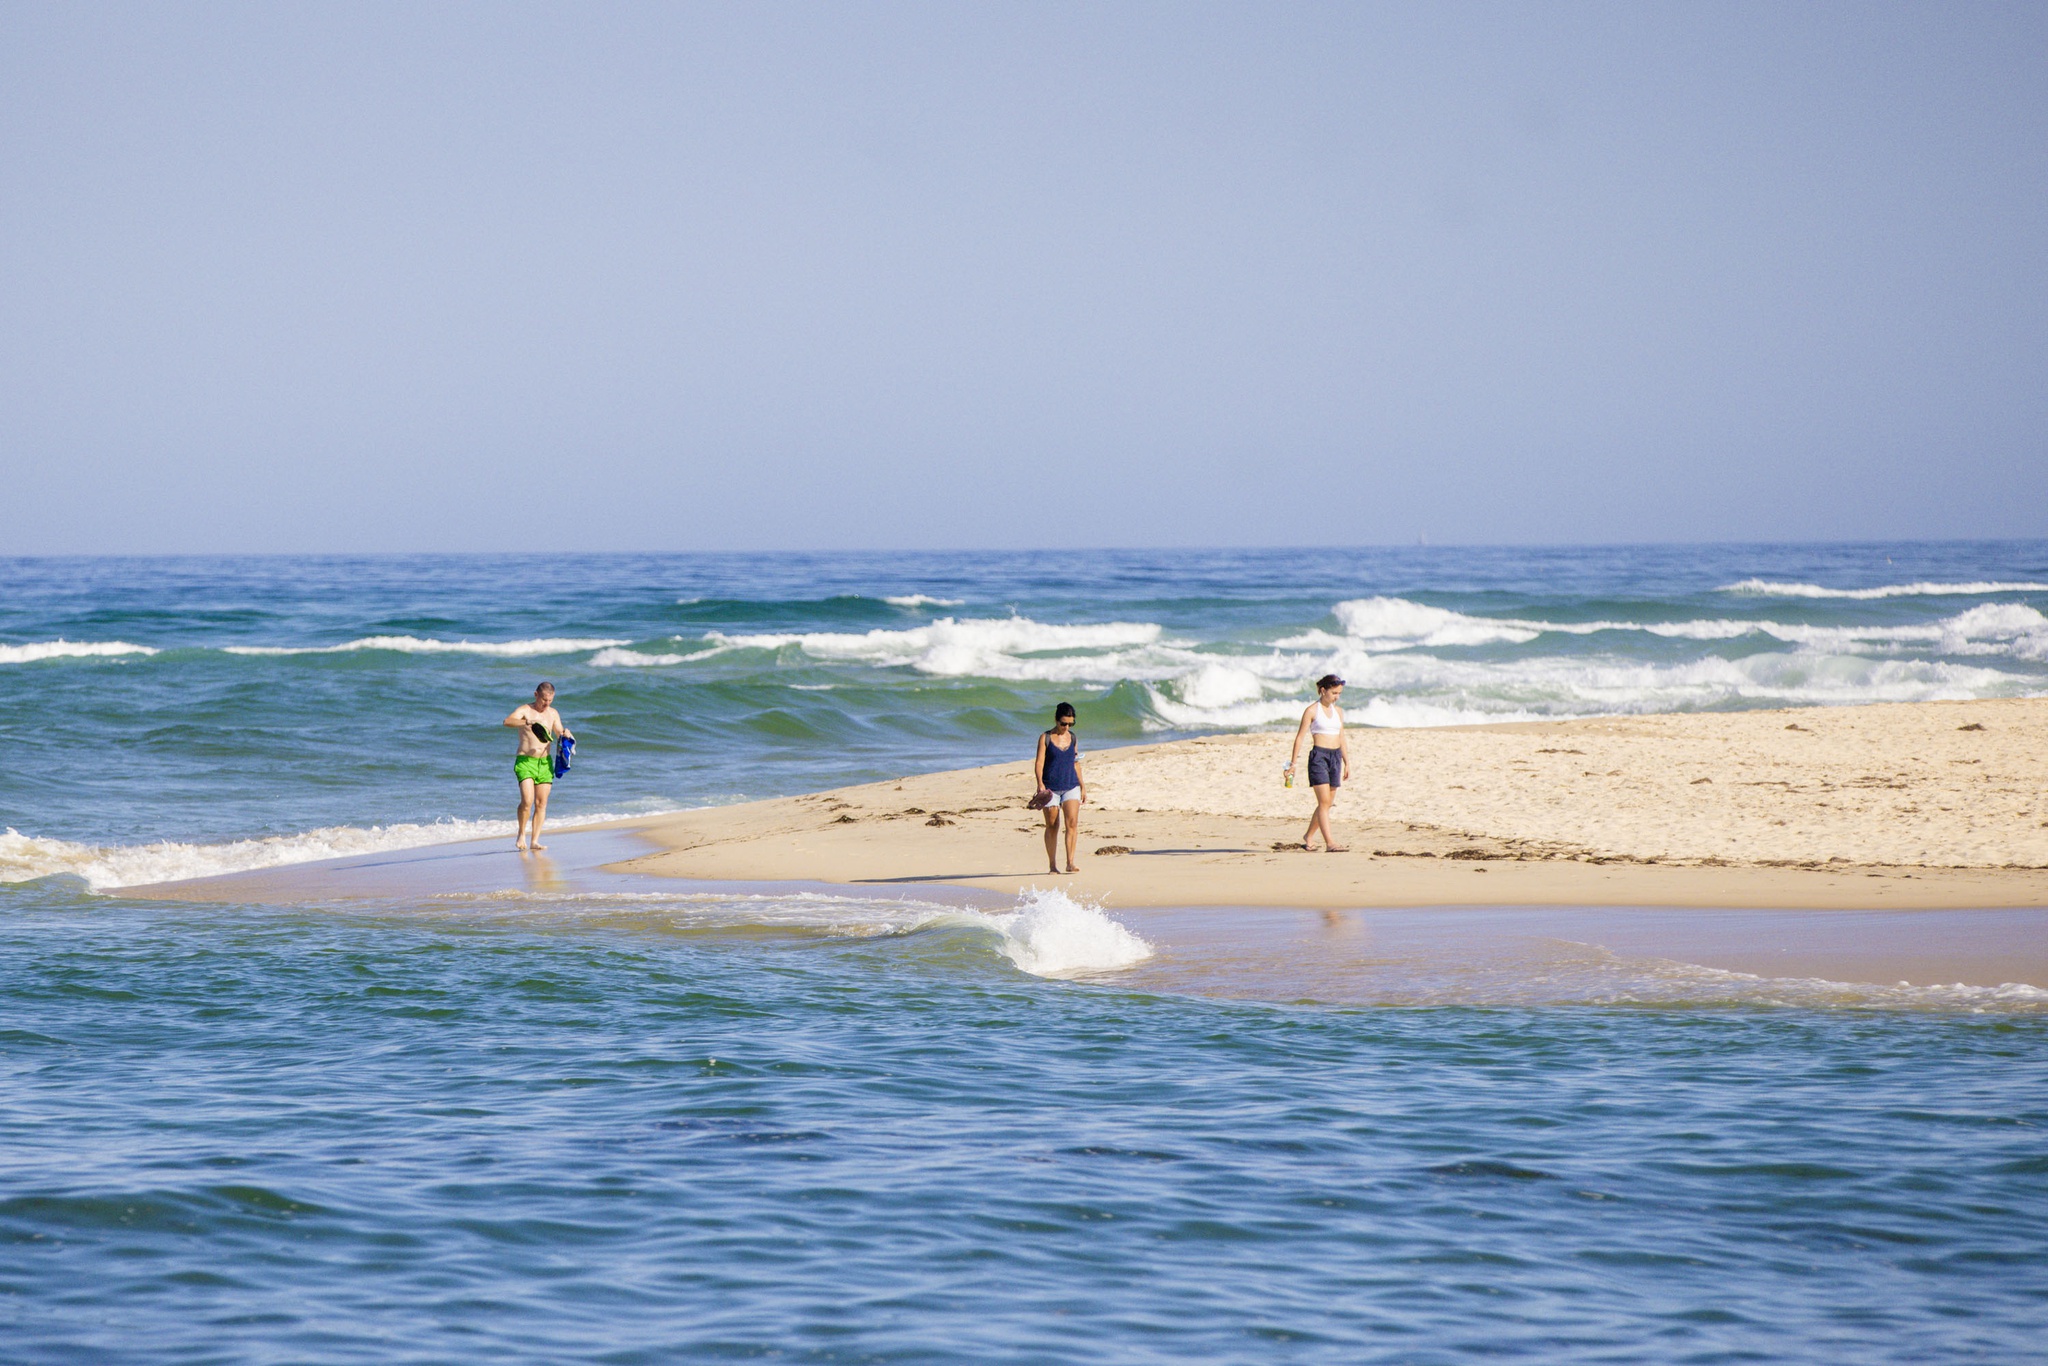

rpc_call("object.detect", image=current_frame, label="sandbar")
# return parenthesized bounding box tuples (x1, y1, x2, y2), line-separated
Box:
(619, 698, 2048, 910)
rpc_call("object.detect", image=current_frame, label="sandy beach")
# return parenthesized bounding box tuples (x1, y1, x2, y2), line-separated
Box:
(620, 698, 2048, 909)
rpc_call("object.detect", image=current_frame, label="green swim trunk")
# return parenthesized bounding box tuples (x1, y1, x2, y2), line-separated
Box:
(514, 754, 554, 785)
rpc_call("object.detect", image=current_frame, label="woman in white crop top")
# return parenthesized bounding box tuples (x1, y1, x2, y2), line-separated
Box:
(1285, 673, 1351, 851)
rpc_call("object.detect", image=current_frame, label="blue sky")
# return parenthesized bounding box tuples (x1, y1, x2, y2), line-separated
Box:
(3, 2, 2043, 552)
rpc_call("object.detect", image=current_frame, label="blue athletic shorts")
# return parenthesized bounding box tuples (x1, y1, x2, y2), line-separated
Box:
(1308, 747, 1343, 788)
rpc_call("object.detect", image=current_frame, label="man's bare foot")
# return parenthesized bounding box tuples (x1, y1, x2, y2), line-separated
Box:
(515, 841, 527, 852)
(531, 842, 547, 851)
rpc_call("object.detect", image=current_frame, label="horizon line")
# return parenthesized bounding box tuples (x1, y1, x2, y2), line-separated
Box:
(6, 535, 2048, 563)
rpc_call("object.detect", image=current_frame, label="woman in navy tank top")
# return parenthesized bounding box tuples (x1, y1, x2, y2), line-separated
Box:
(1033, 702, 1086, 874)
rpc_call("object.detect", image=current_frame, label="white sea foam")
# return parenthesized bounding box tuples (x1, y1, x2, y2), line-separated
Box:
(1139, 637, 2037, 731)
(1608, 603, 2048, 658)
(882, 594, 965, 608)
(992, 886, 1153, 977)
(1143, 692, 1315, 730)
(1142, 684, 1565, 732)
(588, 645, 724, 668)
(0, 639, 158, 664)
(1331, 597, 1543, 647)
(707, 616, 1167, 677)
(1149, 598, 2034, 729)
(1326, 647, 2019, 712)
(0, 813, 659, 891)
(1313, 597, 2048, 657)
(1172, 661, 1270, 710)
(1720, 578, 2048, 599)
(1057, 594, 2048, 731)
(223, 636, 627, 657)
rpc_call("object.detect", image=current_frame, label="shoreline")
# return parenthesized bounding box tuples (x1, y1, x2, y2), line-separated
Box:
(616, 698, 2048, 910)
(116, 822, 2048, 994)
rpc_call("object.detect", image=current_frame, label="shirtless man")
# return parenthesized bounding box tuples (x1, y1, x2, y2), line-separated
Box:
(503, 681, 573, 851)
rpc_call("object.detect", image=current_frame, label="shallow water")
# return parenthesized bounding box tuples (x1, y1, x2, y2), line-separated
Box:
(4, 880, 2046, 1363)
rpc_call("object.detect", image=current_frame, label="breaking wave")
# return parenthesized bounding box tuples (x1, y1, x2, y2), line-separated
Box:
(1330, 597, 1539, 647)
(1137, 598, 2047, 729)
(11, 584, 2044, 745)
(1141, 653, 2024, 730)
(706, 616, 1167, 678)
(993, 886, 1154, 977)
(632, 595, 2046, 730)
(1720, 578, 2048, 599)
(0, 813, 657, 891)
(1307, 597, 2048, 655)
(0, 639, 157, 664)
(589, 645, 724, 667)
(224, 636, 627, 657)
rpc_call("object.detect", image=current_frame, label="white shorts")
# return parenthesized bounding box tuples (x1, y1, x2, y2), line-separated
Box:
(1046, 787, 1082, 806)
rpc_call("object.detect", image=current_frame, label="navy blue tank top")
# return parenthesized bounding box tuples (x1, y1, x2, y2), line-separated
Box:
(1041, 731, 1080, 790)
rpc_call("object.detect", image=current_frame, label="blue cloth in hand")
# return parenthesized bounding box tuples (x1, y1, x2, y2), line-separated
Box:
(553, 735, 575, 779)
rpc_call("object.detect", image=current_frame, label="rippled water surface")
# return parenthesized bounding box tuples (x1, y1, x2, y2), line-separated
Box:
(4, 883, 2047, 1363)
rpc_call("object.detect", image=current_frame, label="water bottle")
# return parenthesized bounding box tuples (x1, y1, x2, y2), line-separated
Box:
(1283, 764, 1294, 789)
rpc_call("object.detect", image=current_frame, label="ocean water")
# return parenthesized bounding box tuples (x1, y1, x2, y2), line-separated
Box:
(5, 541, 2048, 881)
(4, 881, 2046, 1363)
(4, 544, 2048, 1362)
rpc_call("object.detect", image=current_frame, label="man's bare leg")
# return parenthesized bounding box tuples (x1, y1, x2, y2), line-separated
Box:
(531, 783, 552, 851)
(1062, 800, 1081, 873)
(516, 778, 536, 850)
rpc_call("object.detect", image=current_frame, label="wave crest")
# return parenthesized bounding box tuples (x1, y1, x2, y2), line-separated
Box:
(1137, 599, 2047, 730)
(1719, 578, 2048, 599)
(1332, 597, 1541, 647)
(589, 645, 724, 668)
(706, 616, 1166, 677)
(223, 636, 626, 657)
(0, 640, 157, 664)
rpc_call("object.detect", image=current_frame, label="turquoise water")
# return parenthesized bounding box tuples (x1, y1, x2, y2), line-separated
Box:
(4, 545, 2047, 1361)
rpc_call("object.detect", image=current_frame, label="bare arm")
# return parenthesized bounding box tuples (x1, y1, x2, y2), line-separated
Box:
(1075, 754, 1086, 803)
(503, 706, 531, 729)
(1339, 710, 1351, 776)
(1033, 732, 1048, 790)
(1287, 707, 1314, 771)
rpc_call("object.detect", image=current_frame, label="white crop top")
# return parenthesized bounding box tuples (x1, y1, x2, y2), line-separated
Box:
(1309, 702, 1342, 735)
